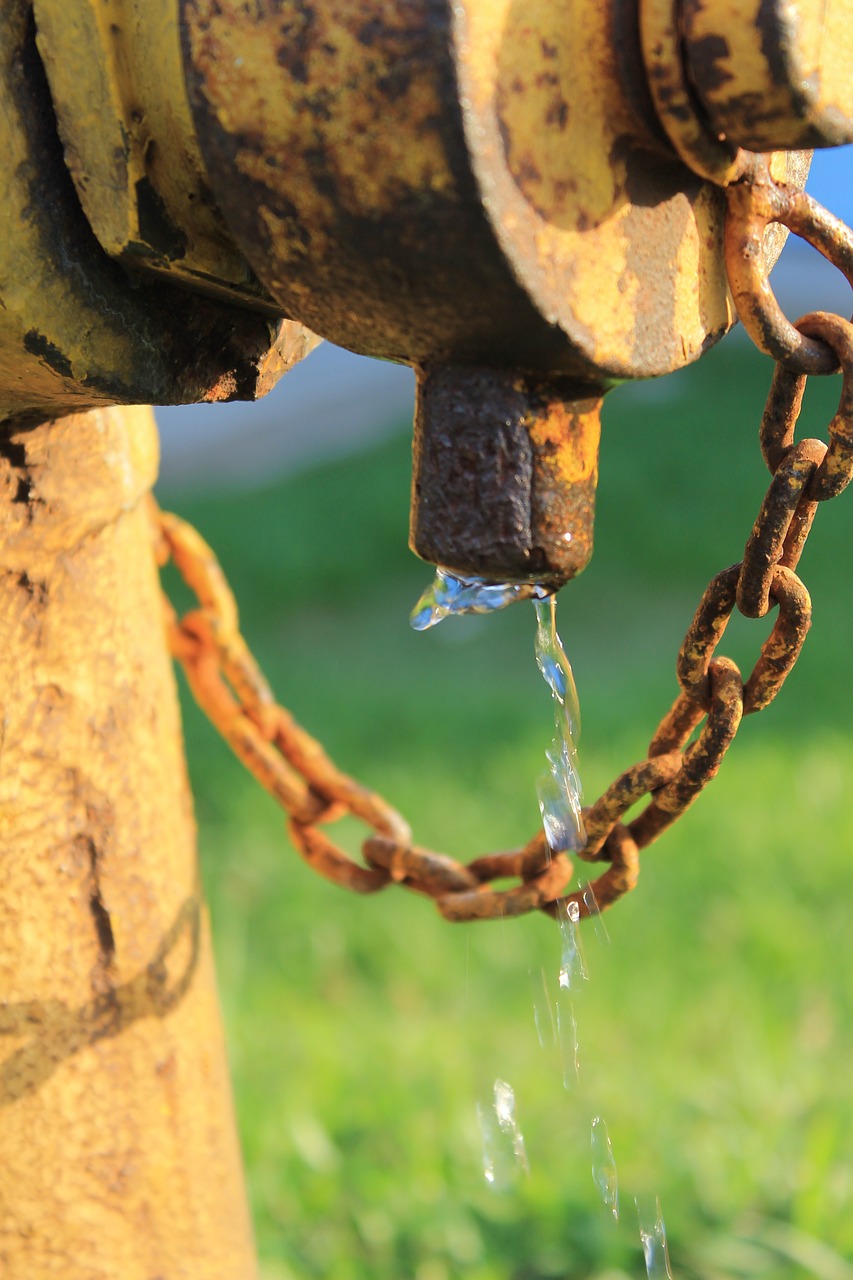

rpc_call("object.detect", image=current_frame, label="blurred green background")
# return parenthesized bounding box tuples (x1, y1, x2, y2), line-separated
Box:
(157, 338, 853, 1280)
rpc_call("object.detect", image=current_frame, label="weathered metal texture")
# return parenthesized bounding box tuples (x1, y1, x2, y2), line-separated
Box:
(640, 0, 812, 194)
(724, 165, 853, 373)
(0, 407, 256, 1277)
(0, 0, 317, 423)
(640, 0, 750, 182)
(682, 0, 853, 152)
(160, 309, 853, 921)
(33, 0, 279, 312)
(178, 0, 797, 382)
(410, 367, 601, 585)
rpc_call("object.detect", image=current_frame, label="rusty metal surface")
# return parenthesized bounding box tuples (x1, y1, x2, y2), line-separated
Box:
(0, 407, 256, 1277)
(177, 0, 796, 381)
(156, 300, 853, 920)
(640, 0, 749, 182)
(33, 0, 279, 312)
(410, 367, 601, 587)
(7, 0, 831, 603)
(683, 0, 853, 152)
(4, 0, 852, 935)
(0, 0, 317, 423)
(640, 0, 841, 186)
(725, 163, 853, 373)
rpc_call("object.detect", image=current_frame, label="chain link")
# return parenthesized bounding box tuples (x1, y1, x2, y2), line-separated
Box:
(725, 161, 853, 373)
(155, 173, 853, 926)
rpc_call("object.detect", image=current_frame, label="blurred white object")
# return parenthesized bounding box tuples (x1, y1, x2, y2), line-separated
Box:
(156, 149, 851, 493)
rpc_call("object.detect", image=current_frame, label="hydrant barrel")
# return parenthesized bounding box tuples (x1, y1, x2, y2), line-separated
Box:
(0, 409, 256, 1277)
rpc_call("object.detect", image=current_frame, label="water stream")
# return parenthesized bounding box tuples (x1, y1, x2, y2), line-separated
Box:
(636, 1196, 675, 1278)
(591, 1116, 620, 1222)
(534, 597, 585, 855)
(411, 568, 672, 1275)
(477, 1078, 530, 1188)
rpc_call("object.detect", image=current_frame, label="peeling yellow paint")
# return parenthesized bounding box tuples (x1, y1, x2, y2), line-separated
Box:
(0, 407, 257, 1278)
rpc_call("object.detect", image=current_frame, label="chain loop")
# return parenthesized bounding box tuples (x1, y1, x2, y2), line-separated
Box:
(581, 753, 682, 859)
(154, 168, 853, 926)
(738, 438, 825, 617)
(542, 824, 641, 922)
(742, 566, 811, 714)
(797, 314, 853, 501)
(630, 658, 743, 846)
(725, 172, 853, 374)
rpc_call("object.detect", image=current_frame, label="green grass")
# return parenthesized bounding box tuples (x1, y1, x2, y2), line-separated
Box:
(158, 339, 853, 1279)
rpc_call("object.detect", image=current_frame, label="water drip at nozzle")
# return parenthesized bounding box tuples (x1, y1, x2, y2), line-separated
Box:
(410, 567, 549, 630)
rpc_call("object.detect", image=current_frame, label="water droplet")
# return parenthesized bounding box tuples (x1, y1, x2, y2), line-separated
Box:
(530, 964, 578, 1083)
(410, 569, 548, 630)
(558, 899, 588, 991)
(530, 966, 559, 1049)
(477, 1079, 530, 1188)
(581, 879, 611, 946)
(590, 1117, 619, 1221)
(556, 997, 580, 1086)
(534, 597, 586, 854)
(636, 1196, 674, 1278)
(552, 901, 586, 1085)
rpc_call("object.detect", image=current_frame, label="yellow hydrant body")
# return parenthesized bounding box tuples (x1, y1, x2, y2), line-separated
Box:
(0, 409, 256, 1276)
(2, 0, 852, 1273)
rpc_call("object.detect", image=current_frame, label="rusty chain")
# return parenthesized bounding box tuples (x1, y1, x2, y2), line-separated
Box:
(154, 169, 853, 926)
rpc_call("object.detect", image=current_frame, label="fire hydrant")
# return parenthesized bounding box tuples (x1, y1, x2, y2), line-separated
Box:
(1, 1, 851, 1274)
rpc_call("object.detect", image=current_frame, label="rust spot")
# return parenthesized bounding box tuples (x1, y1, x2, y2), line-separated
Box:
(358, 15, 404, 48)
(534, 69, 560, 90)
(134, 177, 188, 260)
(0, 437, 43, 510)
(411, 365, 603, 587)
(22, 330, 73, 379)
(16, 573, 46, 602)
(87, 838, 117, 970)
(376, 65, 414, 102)
(513, 154, 544, 187)
(276, 7, 316, 83)
(687, 32, 735, 95)
(552, 176, 578, 202)
(757, 0, 791, 89)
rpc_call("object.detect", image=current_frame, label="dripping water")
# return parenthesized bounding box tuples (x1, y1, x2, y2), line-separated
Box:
(558, 899, 588, 991)
(410, 568, 549, 630)
(410, 569, 673, 1271)
(409, 571, 585, 861)
(477, 1078, 530, 1188)
(636, 1196, 674, 1278)
(581, 879, 611, 946)
(409, 570, 544, 1192)
(556, 899, 587, 1085)
(590, 1116, 619, 1221)
(533, 596, 585, 855)
(531, 965, 559, 1051)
